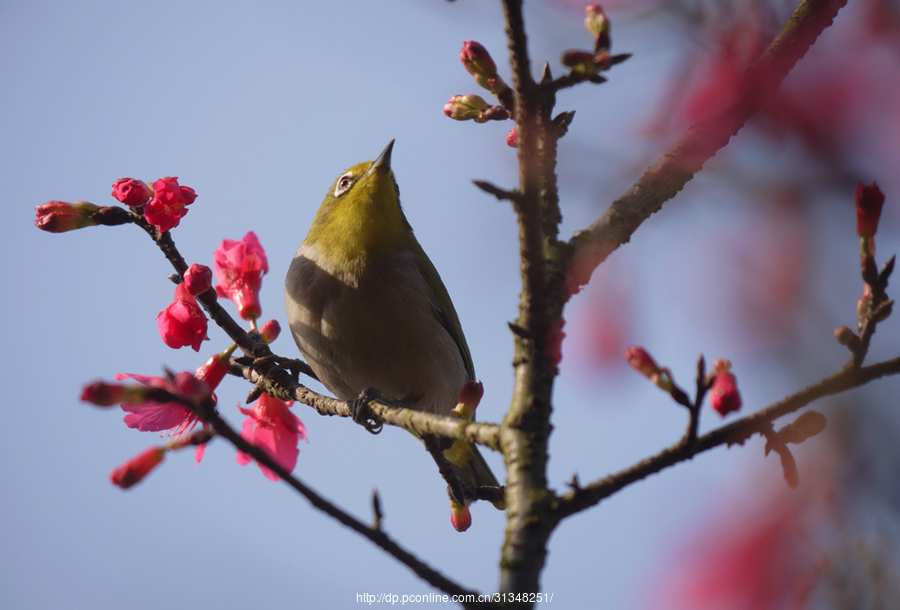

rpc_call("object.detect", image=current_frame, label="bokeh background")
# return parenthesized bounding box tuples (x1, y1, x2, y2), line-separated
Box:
(4, 0, 900, 608)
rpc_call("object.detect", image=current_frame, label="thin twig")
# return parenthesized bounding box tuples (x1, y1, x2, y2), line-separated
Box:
(555, 355, 900, 520)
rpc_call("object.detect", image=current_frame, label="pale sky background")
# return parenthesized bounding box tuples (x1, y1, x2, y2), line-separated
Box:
(4, 1, 900, 609)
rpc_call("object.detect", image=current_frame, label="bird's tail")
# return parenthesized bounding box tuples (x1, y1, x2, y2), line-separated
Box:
(444, 440, 506, 510)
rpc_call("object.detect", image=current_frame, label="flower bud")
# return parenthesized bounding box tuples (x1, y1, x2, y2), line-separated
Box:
(449, 500, 472, 532)
(111, 178, 152, 207)
(260, 319, 281, 343)
(855, 181, 885, 238)
(194, 350, 232, 393)
(625, 346, 659, 378)
(833, 325, 859, 349)
(34, 201, 101, 233)
(460, 41, 497, 79)
(453, 381, 484, 420)
(857, 283, 873, 319)
(183, 263, 213, 297)
(584, 4, 609, 41)
(561, 50, 601, 75)
(506, 126, 519, 148)
(443, 94, 490, 121)
(81, 381, 130, 406)
(110, 446, 166, 489)
(708, 359, 742, 417)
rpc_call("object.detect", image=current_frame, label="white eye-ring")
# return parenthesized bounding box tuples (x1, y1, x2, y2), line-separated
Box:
(334, 173, 354, 197)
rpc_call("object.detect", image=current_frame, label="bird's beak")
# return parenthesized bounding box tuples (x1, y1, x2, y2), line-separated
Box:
(367, 139, 395, 175)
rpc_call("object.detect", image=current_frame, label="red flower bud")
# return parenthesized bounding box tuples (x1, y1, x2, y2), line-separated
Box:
(259, 319, 281, 344)
(449, 500, 472, 532)
(194, 351, 231, 393)
(855, 181, 885, 238)
(35, 201, 101, 233)
(709, 359, 742, 416)
(81, 381, 129, 406)
(460, 41, 497, 78)
(110, 447, 165, 489)
(157, 283, 209, 351)
(183, 263, 213, 297)
(453, 381, 484, 420)
(111, 178, 152, 207)
(506, 126, 519, 148)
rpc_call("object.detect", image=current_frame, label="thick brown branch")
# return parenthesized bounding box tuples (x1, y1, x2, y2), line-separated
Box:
(555, 355, 900, 520)
(566, 0, 849, 295)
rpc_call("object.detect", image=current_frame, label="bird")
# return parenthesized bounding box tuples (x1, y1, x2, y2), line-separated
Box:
(284, 140, 503, 524)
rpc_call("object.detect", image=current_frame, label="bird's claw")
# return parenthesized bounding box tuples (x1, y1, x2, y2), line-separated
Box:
(351, 389, 384, 435)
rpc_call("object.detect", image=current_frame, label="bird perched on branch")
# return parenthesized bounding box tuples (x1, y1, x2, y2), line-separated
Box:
(284, 140, 504, 530)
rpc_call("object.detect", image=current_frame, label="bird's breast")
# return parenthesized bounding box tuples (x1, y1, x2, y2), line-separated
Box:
(285, 244, 466, 415)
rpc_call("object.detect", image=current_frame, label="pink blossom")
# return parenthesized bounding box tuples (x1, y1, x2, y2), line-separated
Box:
(143, 176, 197, 232)
(115, 353, 229, 463)
(213, 231, 269, 321)
(115, 371, 206, 436)
(111, 178, 151, 207)
(236, 394, 305, 481)
(157, 283, 208, 351)
(110, 446, 166, 489)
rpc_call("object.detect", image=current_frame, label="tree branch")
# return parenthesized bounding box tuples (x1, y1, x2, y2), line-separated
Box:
(186, 398, 484, 602)
(234, 359, 502, 450)
(555, 354, 900, 520)
(565, 0, 849, 295)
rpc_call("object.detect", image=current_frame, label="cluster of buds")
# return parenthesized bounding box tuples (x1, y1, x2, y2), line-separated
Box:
(626, 348, 743, 418)
(838, 181, 894, 351)
(560, 5, 630, 78)
(444, 41, 515, 145)
(112, 176, 197, 233)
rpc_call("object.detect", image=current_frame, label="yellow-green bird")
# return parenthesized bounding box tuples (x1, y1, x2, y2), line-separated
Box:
(284, 140, 503, 526)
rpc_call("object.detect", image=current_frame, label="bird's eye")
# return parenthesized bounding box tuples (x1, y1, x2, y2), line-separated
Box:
(334, 173, 354, 197)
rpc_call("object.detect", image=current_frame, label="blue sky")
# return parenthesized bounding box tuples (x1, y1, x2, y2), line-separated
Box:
(5, 1, 900, 609)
